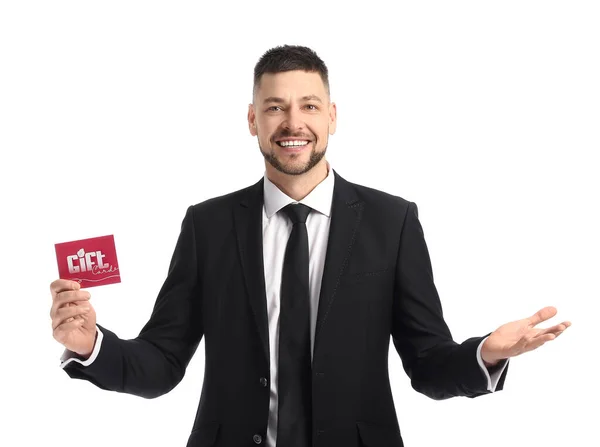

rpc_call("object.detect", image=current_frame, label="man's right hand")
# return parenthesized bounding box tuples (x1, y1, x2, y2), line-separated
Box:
(50, 279, 97, 359)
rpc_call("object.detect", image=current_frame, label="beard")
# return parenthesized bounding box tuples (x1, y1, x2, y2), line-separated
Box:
(259, 138, 328, 176)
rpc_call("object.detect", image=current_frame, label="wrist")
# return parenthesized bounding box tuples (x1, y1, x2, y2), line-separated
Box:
(76, 330, 97, 360)
(481, 338, 503, 367)
(483, 358, 500, 368)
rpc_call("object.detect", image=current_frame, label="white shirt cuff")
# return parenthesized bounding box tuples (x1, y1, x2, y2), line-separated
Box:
(477, 336, 509, 392)
(59, 326, 103, 369)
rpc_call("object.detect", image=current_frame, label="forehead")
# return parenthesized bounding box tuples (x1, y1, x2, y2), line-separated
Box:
(256, 70, 327, 100)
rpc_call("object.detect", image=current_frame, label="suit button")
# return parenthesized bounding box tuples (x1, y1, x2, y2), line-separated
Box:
(253, 434, 263, 444)
(260, 377, 268, 387)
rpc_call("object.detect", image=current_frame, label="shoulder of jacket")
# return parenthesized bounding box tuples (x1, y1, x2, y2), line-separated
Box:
(185, 181, 259, 221)
(348, 179, 413, 210)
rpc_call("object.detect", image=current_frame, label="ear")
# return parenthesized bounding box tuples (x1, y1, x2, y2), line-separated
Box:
(248, 103, 257, 136)
(328, 102, 337, 135)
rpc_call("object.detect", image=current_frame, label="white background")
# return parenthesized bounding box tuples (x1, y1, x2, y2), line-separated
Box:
(1, 1, 598, 446)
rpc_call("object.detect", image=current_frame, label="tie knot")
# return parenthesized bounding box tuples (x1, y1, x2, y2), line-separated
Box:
(281, 203, 312, 224)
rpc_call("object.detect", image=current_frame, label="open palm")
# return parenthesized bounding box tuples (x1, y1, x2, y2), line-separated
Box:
(482, 306, 571, 363)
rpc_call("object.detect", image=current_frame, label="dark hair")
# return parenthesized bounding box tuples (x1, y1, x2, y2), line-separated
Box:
(253, 44, 330, 101)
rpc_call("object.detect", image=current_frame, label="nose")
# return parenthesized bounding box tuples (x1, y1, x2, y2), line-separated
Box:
(282, 107, 304, 131)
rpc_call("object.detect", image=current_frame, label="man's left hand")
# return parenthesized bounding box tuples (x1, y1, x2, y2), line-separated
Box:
(481, 306, 571, 367)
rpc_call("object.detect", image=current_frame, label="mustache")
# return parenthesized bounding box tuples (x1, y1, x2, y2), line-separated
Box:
(274, 132, 313, 140)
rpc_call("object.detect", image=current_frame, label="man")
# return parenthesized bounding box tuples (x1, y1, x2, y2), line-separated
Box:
(50, 44, 571, 447)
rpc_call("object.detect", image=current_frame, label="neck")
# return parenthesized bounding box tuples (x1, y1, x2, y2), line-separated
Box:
(266, 158, 329, 202)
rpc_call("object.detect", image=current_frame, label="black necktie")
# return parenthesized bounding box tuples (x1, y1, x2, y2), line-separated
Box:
(277, 203, 313, 447)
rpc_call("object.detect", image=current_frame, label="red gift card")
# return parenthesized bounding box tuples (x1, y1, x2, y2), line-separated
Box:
(55, 235, 121, 288)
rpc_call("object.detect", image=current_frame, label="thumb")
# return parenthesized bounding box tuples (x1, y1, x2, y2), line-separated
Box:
(529, 306, 557, 327)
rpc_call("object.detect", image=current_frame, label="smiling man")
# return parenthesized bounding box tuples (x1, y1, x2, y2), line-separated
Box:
(249, 62, 336, 199)
(52, 44, 570, 447)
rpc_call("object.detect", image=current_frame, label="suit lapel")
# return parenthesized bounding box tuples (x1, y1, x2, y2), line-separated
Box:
(233, 177, 270, 363)
(233, 170, 364, 365)
(313, 170, 363, 359)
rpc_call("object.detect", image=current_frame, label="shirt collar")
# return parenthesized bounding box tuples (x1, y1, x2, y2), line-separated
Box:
(263, 160, 335, 219)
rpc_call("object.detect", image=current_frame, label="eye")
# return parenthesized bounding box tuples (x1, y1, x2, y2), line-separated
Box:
(267, 106, 281, 112)
(305, 104, 318, 110)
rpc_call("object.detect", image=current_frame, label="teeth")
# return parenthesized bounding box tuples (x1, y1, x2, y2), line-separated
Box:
(278, 140, 309, 147)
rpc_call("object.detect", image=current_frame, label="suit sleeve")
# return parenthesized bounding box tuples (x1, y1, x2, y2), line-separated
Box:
(61, 205, 204, 399)
(477, 337, 510, 391)
(391, 201, 509, 400)
(59, 327, 102, 368)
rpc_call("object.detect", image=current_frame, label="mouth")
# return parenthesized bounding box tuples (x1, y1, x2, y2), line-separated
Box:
(275, 139, 312, 151)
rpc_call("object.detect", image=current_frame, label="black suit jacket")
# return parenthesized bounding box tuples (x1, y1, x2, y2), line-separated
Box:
(63, 169, 508, 447)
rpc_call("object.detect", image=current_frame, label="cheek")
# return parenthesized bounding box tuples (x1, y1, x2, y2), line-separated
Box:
(313, 117, 330, 133)
(258, 121, 277, 140)
(312, 124, 329, 142)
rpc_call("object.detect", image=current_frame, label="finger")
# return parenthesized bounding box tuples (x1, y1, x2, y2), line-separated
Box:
(52, 304, 91, 330)
(53, 303, 91, 328)
(53, 307, 89, 332)
(552, 322, 571, 338)
(537, 320, 573, 338)
(54, 290, 91, 307)
(53, 318, 85, 341)
(535, 323, 566, 337)
(553, 329, 566, 339)
(528, 306, 558, 327)
(523, 333, 556, 352)
(50, 279, 81, 298)
(50, 290, 91, 318)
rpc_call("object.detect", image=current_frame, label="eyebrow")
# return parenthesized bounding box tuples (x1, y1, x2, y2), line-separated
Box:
(263, 95, 323, 105)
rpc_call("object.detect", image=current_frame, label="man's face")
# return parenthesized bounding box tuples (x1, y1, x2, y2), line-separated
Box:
(248, 70, 337, 176)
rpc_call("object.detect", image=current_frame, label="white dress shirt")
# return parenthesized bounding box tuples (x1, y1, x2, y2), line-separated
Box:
(60, 160, 508, 447)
